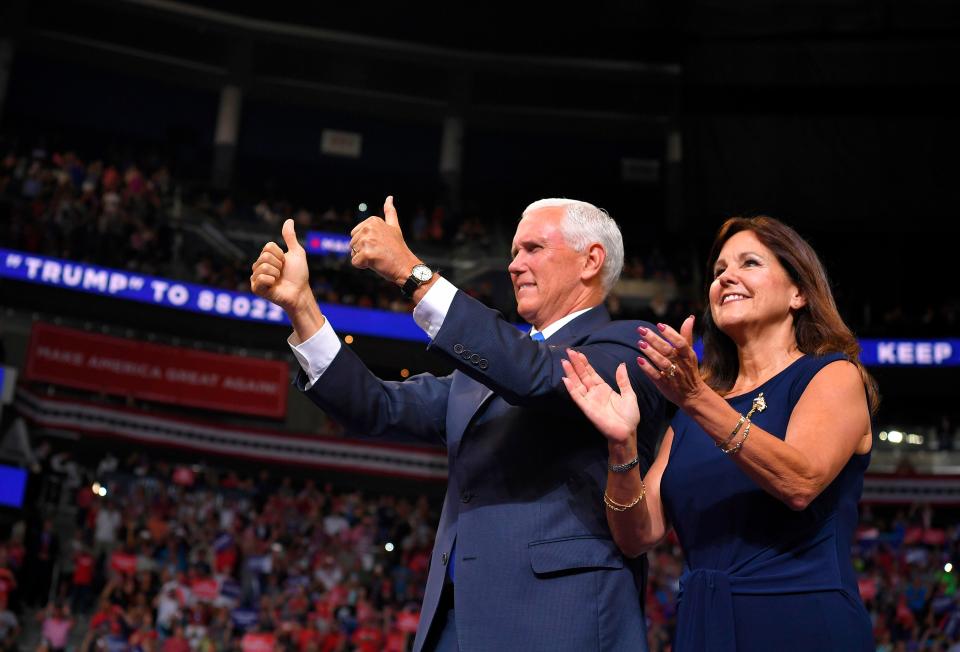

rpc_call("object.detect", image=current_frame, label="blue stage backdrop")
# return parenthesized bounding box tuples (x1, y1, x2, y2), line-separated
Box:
(4, 248, 957, 362)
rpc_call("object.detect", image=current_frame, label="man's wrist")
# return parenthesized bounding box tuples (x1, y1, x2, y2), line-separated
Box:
(409, 273, 440, 304)
(395, 255, 423, 287)
(288, 290, 325, 344)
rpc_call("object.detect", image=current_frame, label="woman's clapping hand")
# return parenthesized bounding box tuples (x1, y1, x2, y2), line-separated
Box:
(561, 350, 641, 444)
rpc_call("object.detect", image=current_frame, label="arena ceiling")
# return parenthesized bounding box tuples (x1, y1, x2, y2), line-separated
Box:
(8, 0, 960, 127)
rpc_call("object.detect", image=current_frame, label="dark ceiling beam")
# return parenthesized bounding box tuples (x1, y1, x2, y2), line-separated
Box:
(22, 28, 673, 136)
(470, 103, 669, 131)
(101, 0, 681, 80)
(30, 29, 228, 77)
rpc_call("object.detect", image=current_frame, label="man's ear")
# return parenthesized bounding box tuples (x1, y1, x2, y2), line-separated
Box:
(581, 243, 606, 283)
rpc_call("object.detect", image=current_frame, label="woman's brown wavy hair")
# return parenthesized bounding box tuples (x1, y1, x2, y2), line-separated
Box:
(700, 216, 879, 413)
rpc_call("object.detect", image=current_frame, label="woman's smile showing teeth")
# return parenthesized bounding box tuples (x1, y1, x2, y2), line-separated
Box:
(722, 293, 748, 304)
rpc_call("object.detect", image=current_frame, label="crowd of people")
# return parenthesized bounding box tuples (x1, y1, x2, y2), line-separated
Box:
(2, 444, 958, 650)
(0, 146, 177, 279)
(0, 144, 494, 314)
(0, 142, 695, 323)
(2, 448, 439, 651)
(857, 505, 960, 651)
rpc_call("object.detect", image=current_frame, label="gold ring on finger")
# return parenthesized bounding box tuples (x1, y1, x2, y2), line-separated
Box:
(666, 363, 678, 378)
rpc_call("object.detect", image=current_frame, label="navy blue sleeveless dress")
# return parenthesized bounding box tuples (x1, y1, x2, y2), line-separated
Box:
(660, 353, 873, 651)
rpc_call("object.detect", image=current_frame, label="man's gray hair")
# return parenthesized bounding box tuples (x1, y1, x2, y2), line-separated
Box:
(522, 198, 624, 295)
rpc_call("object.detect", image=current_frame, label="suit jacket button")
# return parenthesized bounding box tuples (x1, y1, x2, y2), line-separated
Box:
(478, 359, 488, 370)
(470, 354, 480, 364)
(453, 344, 464, 354)
(441, 552, 449, 565)
(460, 492, 473, 503)
(461, 349, 472, 359)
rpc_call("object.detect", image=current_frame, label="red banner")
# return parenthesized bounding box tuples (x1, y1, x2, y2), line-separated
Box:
(109, 551, 137, 576)
(241, 633, 275, 652)
(396, 611, 420, 633)
(24, 322, 289, 418)
(191, 578, 219, 602)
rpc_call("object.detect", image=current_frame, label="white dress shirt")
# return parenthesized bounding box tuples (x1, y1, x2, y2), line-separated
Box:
(289, 277, 597, 388)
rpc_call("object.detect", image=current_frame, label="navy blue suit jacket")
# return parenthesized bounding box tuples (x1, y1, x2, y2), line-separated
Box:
(299, 291, 665, 651)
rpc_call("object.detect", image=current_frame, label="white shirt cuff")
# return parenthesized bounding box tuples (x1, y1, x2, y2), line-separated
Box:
(412, 277, 458, 340)
(288, 320, 342, 390)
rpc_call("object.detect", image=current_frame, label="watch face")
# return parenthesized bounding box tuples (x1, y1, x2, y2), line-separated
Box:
(412, 265, 432, 282)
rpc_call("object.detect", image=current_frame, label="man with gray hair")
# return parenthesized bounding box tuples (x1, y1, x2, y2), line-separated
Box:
(251, 196, 665, 652)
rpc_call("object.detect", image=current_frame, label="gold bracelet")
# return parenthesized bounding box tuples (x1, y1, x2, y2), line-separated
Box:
(722, 418, 752, 455)
(603, 481, 646, 512)
(716, 391, 766, 449)
(716, 414, 746, 448)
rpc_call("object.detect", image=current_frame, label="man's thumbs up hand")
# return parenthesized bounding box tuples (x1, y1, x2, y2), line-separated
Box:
(281, 218, 303, 254)
(383, 195, 399, 228)
(349, 195, 422, 287)
(251, 219, 311, 313)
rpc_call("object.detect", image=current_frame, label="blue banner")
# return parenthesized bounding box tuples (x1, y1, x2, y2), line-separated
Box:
(305, 231, 351, 257)
(6, 248, 955, 359)
(692, 339, 960, 367)
(0, 247, 428, 342)
(230, 608, 258, 630)
(1, 247, 287, 323)
(0, 464, 27, 509)
(859, 338, 959, 367)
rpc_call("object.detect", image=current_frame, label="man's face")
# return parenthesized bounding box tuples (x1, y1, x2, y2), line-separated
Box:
(508, 206, 587, 329)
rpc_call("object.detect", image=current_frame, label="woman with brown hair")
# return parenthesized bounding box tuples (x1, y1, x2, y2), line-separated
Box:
(562, 216, 877, 651)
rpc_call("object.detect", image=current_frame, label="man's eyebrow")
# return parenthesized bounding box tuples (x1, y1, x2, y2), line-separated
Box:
(510, 240, 528, 257)
(514, 237, 544, 250)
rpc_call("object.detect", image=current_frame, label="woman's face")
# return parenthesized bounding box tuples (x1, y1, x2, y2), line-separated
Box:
(709, 230, 805, 336)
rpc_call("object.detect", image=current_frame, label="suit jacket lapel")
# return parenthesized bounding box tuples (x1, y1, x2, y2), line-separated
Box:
(446, 305, 611, 458)
(447, 373, 495, 458)
(548, 304, 611, 345)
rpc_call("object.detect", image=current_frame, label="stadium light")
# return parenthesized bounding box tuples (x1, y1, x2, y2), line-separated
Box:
(887, 431, 903, 444)
(385, 542, 395, 552)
